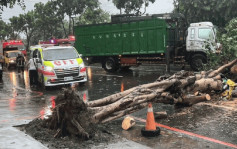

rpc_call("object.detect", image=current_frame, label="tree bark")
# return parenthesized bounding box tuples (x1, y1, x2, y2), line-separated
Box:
(208, 59, 237, 78)
(44, 59, 237, 140)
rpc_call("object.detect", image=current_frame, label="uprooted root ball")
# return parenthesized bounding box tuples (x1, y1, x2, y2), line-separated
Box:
(44, 89, 95, 140)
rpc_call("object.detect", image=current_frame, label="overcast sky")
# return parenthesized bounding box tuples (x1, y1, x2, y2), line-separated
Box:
(1, 0, 174, 22)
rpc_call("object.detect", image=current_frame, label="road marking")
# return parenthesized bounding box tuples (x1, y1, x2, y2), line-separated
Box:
(132, 116, 237, 149)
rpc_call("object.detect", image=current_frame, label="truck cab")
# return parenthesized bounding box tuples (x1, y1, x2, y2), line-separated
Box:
(186, 22, 217, 52)
(28, 45, 87, 88)
(185, 22, 219, 70)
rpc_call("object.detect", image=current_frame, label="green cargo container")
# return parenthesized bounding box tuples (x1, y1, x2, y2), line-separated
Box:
(74, 18, 168, 57)
(74, 14, 214, 72)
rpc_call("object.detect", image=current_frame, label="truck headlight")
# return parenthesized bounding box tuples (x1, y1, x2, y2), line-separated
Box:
(10, 60, 15, 63)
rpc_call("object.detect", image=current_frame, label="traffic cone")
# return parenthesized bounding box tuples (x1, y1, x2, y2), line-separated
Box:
(145, 103, 156, 131)
(141, 103, 160, 137)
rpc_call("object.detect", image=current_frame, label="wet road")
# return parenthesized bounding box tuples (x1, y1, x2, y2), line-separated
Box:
(0, 64, 170, 127)
(0, 64, 237, 149)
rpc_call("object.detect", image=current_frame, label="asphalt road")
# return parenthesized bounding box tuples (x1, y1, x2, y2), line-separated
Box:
(0, 64, 236, 149)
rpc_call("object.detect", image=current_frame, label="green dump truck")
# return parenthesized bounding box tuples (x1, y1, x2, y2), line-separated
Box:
(74, 14, 219, 72)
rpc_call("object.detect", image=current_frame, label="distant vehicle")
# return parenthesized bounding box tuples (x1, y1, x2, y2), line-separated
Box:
(4, 50, 22, 68)
(0, 40, 26, 56)
(74, 13, 220, 72)
(28, 45, 87, 88)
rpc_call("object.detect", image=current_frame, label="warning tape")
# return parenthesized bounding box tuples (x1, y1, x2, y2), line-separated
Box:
(132, 116, 237, 149)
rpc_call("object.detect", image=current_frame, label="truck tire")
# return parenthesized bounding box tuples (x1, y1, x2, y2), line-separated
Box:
(190, 54, 207, 71)
(103, 57, 119, 72)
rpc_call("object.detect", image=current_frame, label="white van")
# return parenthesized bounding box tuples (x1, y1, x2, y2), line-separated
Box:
(28, 45, 87, 87)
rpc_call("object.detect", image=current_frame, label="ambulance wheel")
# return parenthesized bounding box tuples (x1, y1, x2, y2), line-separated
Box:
(103, 57, 119, 72)
(141, 127, 160, 137)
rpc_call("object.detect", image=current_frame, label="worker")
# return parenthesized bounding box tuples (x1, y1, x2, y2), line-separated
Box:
(26, 58, 37, 85)
(16, 53, 25, 73)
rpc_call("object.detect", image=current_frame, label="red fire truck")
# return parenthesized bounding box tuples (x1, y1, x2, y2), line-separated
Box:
(0, 40, 26, 56)
(0, 40, 26, 68)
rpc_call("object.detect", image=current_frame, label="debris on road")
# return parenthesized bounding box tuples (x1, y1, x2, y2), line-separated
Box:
(122, 116, 135, 130)
(154, 111, 168, 119)
(21, 58, 237, 146)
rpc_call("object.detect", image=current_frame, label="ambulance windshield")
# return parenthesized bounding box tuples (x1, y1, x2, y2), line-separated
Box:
(43, 48, 79, 61)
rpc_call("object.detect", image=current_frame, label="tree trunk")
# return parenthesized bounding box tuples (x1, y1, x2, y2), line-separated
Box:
(43, 59, 237, 140)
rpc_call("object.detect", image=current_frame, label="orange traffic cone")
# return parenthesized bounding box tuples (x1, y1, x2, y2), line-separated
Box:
(145, 103, 156, 131)
(141, 103, 160, 137)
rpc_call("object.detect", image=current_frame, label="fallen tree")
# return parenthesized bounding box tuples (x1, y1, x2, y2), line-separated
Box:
(43, 58, 237, 140)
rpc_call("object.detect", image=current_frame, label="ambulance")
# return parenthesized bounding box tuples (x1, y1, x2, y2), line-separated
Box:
(28, 45, 87, 87)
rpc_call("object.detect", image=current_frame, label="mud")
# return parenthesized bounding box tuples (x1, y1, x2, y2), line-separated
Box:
(18, 119, 120, 149)
(16, 89, 121, 149)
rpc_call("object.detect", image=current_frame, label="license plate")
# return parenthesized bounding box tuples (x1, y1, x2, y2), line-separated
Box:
(64, 76, 73, 81)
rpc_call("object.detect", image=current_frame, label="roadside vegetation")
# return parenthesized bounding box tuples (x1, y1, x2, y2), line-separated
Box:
(203, 18, 237, 71)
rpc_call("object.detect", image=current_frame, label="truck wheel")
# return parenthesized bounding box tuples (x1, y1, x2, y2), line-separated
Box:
(103, 57, 119, 72)
(190, 54, 207, 71)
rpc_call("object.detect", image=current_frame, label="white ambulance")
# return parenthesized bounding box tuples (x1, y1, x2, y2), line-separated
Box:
(28, 45, 87, 88)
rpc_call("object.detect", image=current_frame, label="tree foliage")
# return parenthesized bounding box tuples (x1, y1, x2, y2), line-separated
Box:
(76, 7, 110, 25)
(0, 20, 9, 39)
(8, 16, 22, 39)
(9, 10, 37, 50)
(33, 2, 64, 41)
(1, 0, 111, 49)
(0, 0, 25, 10)
(111, 0, 155, 15)
(174, 0, 237, 27)
(204, 18, 237, 70)
(52, 0, 99, 35)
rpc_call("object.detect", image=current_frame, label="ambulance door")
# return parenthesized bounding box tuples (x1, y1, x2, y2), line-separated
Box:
(33, 49, 43, 83)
